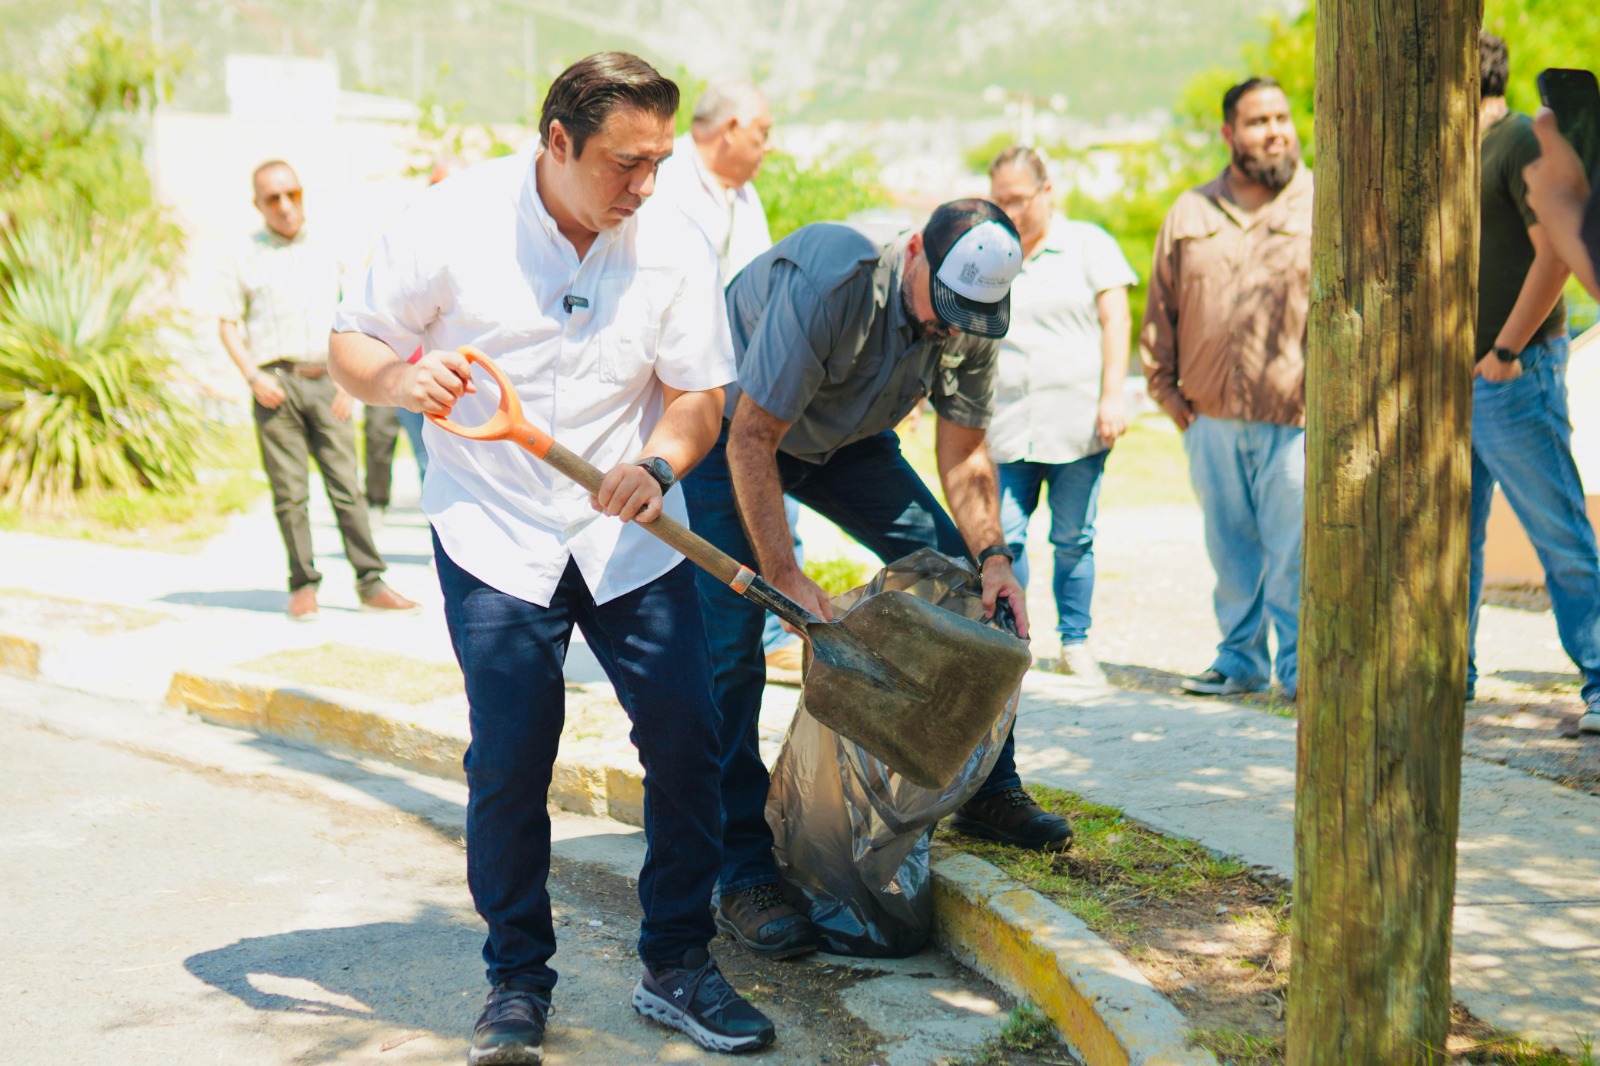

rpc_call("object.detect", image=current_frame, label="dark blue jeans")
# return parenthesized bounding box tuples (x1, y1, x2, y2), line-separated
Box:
(435, 536, 721, 992)
(681, 429, 1023, 896)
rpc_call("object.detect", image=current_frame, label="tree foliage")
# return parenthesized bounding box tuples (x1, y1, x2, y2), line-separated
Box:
(0, 20, 203, 512)
(754, 151, 893, 242)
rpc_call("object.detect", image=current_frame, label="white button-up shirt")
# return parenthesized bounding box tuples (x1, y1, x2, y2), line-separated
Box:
(333, 151, 735, 606)
(988, 215, 1138, 465)
(651, 133, 772, 285)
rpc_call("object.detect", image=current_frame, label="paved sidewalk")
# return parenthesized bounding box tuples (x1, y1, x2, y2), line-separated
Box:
(1, 464, 1596, 1055)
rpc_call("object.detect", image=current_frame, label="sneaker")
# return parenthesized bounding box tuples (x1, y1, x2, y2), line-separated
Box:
(949, 786, 1073, 853)
(763, 641, 805, 687)
(632, 946, 775, 1053)
(1056, 642, 1108, 685)
(468, 978, 549, 1065)
(714, 883, 817, 959)
(1180, 668, 1255, 696)
(1580, 708, 1600, 735)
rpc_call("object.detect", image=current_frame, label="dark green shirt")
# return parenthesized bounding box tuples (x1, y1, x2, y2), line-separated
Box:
(1477, 111, 1566, 358)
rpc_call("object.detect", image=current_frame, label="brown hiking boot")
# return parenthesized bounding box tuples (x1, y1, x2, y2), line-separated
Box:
(714, 883, 817, 959)
(949, 786, 1073, 853)
(287, 585, 319, 622)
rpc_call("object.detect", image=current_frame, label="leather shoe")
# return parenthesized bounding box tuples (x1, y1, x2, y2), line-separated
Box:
(714, 883, 817, 959)
(764, 641, 804, 687)
(287, 585, 319, 622)
(949, 786, 1073, 853)
(359, 583, 421, 615)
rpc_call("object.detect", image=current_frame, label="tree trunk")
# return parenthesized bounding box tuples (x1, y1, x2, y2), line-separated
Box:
(1290, 2, 1482, 1061)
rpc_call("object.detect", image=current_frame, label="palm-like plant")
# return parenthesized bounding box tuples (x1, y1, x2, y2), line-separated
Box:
(0, 211, 205, 512)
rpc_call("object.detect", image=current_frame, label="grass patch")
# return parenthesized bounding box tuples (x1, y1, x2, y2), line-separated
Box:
(0, 423, 266, 553)
(939, 784, 1253, 932)
(954, 1004, 1072, 1066)
(805, 556, 872, 597)
(235, 643, 464, 705)
(1189, 1027, 1280, 1063)
(1099, 415, 1196, 510)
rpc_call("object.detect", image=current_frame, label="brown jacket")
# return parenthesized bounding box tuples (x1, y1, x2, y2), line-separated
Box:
(1140, 167, 1313, 428)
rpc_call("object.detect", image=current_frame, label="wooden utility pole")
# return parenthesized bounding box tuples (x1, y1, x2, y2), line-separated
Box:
(1290, 2, 1482, 1061)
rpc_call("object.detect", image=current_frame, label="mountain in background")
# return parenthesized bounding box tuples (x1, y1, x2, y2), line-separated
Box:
(3, 0, 1298, 126)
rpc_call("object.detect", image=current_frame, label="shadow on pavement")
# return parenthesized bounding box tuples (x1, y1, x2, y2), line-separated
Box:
(184, 908, 481, 1057)
(158, 589, 287, 613)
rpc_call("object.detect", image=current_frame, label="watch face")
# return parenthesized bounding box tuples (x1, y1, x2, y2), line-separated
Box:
(641, 457, 674, 488)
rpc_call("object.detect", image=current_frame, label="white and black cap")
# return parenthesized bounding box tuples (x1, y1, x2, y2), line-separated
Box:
(924, 198, 1024, 339)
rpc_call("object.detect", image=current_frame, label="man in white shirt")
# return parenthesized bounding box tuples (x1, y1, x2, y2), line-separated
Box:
(651, 79, 774, 285)
(328, 53, 774, 1063)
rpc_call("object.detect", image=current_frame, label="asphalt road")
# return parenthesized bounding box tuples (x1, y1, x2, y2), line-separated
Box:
(0, 674, 1065, 1065)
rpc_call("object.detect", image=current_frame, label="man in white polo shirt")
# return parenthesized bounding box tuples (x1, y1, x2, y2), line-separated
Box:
(329, 53, 773, 1063)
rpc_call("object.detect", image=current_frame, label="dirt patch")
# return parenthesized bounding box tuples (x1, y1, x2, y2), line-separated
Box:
(940, 788, 1590, 1065)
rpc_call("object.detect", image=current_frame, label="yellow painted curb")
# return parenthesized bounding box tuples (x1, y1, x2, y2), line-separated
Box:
(932, 847, 1215, 1066)
(0, 633, 42, 679)
(166, 670, 467, 783)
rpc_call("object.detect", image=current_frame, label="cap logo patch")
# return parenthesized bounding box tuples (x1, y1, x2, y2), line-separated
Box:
(959, 261, 980, 284)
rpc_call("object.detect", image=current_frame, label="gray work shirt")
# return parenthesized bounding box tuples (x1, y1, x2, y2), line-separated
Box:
(725, 224, 997, 465)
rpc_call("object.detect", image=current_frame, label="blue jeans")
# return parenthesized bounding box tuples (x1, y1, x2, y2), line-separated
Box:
(1183, 415, 1305, 694)
(397, 408, 429, 486)
(435, 537, 721, 991)
(998, 452, 1108, 645)
(682, 429, 1023, 896)
(1468, 335, 1600, 703)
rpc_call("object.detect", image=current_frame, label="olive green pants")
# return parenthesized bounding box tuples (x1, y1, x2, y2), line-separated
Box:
(253, 370, 386, 595)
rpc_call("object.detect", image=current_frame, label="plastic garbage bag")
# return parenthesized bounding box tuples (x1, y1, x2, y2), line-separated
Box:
(765, 547, 1022, 956)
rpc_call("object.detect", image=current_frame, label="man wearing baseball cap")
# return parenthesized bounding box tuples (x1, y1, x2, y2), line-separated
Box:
(681, 199, 1074, 962)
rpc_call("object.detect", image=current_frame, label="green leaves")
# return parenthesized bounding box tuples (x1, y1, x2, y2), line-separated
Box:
(0, 211, 206, 512)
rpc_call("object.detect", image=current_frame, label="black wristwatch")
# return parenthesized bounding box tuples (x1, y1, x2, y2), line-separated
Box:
(635, 456, 676, 492)
(1492, 345, 1521, 364)
(977, 544, 1015, 568)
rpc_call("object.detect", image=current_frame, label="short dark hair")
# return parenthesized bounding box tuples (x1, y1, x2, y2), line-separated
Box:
(1222, 77, 1283, 125)
(1479, 31, 1509, 99)
(539, 52, 679, 158)
(988, 144, 1049, 185)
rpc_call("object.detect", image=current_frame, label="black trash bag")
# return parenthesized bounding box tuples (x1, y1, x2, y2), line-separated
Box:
(765, 547, 1023, 957)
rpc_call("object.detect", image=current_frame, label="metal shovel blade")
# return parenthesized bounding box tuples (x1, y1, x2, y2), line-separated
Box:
(801, 589, 1033, 790)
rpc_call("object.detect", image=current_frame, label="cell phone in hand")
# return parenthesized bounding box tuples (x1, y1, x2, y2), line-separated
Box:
(1537, 67, 1600, 181)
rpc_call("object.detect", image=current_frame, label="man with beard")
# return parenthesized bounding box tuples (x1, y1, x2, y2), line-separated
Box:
(1140, 76, 1312, 702)
(681, 201, 1074, 962)
(1469, 33, 1600, 732)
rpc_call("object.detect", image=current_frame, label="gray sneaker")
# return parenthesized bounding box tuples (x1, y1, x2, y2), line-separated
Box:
(1180, 668, 1255, 696)
(1056, 642, 1108, 685)
(633, 947, 775, 1053)
(1579, 709, 1600, 735)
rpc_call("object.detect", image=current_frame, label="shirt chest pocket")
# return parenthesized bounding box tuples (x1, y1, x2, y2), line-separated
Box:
(596, 273, 664, 386)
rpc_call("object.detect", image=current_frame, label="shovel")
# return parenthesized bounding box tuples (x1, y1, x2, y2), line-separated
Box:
(426, 347, 1032, 789)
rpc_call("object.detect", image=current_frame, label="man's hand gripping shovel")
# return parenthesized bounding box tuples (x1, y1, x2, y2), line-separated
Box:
(428, 347, 1032, 790)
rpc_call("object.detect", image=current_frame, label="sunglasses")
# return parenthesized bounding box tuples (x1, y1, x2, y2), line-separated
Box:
(261, 189, 303, 207)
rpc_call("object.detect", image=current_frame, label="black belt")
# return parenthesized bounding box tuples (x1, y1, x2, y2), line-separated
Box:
(262, 360, 328, 379)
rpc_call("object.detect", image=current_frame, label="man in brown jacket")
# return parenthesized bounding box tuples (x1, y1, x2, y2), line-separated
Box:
(1140, 76, 1312, 701)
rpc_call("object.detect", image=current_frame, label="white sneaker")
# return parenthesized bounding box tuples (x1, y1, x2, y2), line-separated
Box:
(1579, 710, 1600, 735)
(1057, 642, 1108, 685)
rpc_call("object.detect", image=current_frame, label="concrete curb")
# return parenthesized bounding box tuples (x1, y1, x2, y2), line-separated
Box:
(0, 633, 42, 679)
(160, 667, 1205, 1065)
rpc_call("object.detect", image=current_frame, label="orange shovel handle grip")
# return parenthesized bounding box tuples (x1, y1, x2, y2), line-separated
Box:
(422, 346, 751, 589)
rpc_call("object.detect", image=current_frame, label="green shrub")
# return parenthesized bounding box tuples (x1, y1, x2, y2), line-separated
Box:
(0, 211, 207, 511)
(804, 556, 871, 597)
(755, 151, 892, 241)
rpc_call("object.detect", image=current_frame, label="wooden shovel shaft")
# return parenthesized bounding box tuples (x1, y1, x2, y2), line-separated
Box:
(533, 437, 818, 632)
(425, 346, 819, 632)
